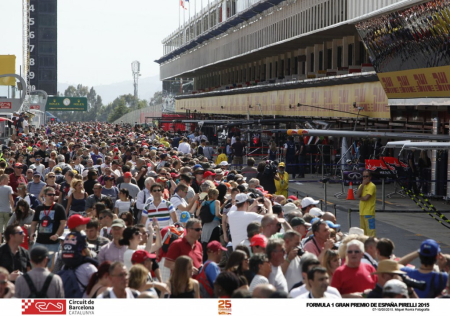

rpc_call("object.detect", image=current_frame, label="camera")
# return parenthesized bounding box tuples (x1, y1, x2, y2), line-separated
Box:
(297, 247, 305, 256)
(400, 275, 426, 291)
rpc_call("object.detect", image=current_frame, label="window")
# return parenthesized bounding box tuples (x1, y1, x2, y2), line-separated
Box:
(337, 46, 342, 68)
(319, 51, 323, 71)
(327, 48, 332, 69)
(310, 53, 314, 72)
(348, 44, 354, 66)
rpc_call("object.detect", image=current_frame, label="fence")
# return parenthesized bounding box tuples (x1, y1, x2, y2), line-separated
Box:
(113, 104, 163, 125)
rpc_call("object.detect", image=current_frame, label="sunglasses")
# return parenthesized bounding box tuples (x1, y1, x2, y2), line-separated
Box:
(191, 228, 202, 232)
(152, 190, 162, 192)
(347, 250, 361, 254)
(46, 193, 56, 197)
(13, 231, 24, 235)
(133, 231, 141, 236)
(99, 216, 105, 220)
(48, 176, 56, 178)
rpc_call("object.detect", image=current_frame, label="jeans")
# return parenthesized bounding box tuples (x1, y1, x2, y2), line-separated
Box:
(33, 242, 61, 268)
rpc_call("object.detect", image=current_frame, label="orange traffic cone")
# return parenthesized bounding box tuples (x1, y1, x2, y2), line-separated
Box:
(347, 182, 355, 200)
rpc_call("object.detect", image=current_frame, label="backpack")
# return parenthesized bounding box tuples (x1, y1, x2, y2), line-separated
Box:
(199, 200, 215, 224)
(197, 261, 214, 298)
(161, 226, 185, 253)
(61, 232, 84, 268)
(23, 273, 54, 298)
(57, 267, 85, 298)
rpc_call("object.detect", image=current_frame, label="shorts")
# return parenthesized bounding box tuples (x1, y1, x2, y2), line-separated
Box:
(0, 212, 11, 233)
(360, 215, 376, 237)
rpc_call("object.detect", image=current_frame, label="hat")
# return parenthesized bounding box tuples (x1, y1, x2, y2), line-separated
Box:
(131, 250, 156, 264)
(124, 172, 132, 178)
(14, 163, 23, 168)
(226, 173, 236, 181)
(33, 171, 41, 177)
(148, 171, 158, 177)
(383, 279, 408, 297)
(193, 164, 203, 171)
(300, 197, 320, 208)
(111, 219, 126, 228)
(54, 167, 62, 173)
(250, 234, 268, 248)
(235, 193, 249, 204)
(113, 147, 119, 152)
(100, 142, 106, 147)
(219, 161, 229, 166)
(82, 170, 89, 178)
(30, 246, 52, 263)
(372, 260, 406, 275)
(309, 207, 325, 217)
(288, 195, 298, 201)
(203, 171, 216, 178)
(290, 217, 311, 227)
(349, 227, 364, 235)
(157, 177, 168, 183)
(207, 240, 227, 252)
(67, 214, 91, 230)
(324, 220, 340, 230)
(278, 162, 286, 167)
(104, 175, 114, 181)
(419, 239, 441, 257)
(283, 202, 300, 214)
(214, 169, 223, 175)
(179, 211, 190, 223)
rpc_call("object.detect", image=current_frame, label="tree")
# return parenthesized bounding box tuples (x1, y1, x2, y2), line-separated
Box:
(150, 91, 163, 106)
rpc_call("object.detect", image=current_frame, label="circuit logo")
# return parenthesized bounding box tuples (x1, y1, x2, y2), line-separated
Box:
(22, 300, 66, 315)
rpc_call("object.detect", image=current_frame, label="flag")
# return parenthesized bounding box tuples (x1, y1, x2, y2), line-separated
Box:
(180, 0, 188, 9)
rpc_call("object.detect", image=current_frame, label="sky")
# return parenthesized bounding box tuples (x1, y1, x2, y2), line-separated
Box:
(0, 0, 204, 87)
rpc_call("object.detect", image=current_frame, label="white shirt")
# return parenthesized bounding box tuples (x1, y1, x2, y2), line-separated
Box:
(178, 142, 191, 154)
(114, 200, 132, 215)
(227, 210, 264, 250)
(249, 274, 269, 294)
(75, 262, 98, 298)
(297, 291, 340, 299)
(290, 284, 341, 298)
(268, 265, 288, 292)
(285, 256, 302, 291)
(30, 164, 45, 174)
(123, 245, 146, 271)
(136, 189, 152, 211)
(170, 194, 188, 220)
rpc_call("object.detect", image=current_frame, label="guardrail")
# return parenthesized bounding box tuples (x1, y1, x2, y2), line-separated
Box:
(113, 105, 163, 125)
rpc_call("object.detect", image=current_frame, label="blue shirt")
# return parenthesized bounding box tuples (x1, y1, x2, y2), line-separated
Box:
(401, 266, 448, 298)
(203, 260, 221, 288)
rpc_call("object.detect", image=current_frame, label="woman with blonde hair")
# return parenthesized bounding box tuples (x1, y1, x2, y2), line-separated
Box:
(166, 255, 200, 298)
(321, 249, 341, 282)
(65, 178, 88, 217)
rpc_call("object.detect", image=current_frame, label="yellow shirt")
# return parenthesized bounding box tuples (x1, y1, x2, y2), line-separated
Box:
(359, 182, 376, 216)
(275, 172, 289, 197)
(215, 153, 228, 165)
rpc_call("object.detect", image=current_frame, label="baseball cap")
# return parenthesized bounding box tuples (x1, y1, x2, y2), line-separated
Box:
(300, 197, 320, 208)
(290, 217, 311, 227)
(324, 220, 340, 230)
(33, 171, 41, 177)
(278, 162, 286, 167)
(226, 173, 236, 181)
(193, 164, 203, 171)
(235, 193, 249, 204)
(54, 167, 62, 173)
(309, 207, 325, 217)
(419, 239, 441, 257)
(124, 172, 132, 178)
(14, 163, 23, 168)
(283, 202, 300, 214)
(207, 240, 227, 252)
(111, 219, 126, 228)
(203, 171, 216, 178)
(288, 195, 298, 201)
(372, 260, 406, 275)
(131, 250, 156, 264)
(250, 234, 268, 248)
(67, 214, 91, 230)
(113, 147, 119, 152)
(179, 211, 190, 223)
(383, 279, 408, 297)
(349, 227, 364, 235)
(219, 161, 229, 166)
(30, 246, 52, 263)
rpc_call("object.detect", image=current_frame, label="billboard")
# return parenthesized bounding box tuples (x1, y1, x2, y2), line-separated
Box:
(46, 97, 87, 111)
(0, 55, 16, 86)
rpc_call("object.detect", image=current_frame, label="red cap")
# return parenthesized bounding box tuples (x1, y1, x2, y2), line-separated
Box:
(131, 250, 156, 264)
(250, 234, 268, 248)
(256, 187, 269, 195)
(113, 147, 119, 152)
(207, 240, 227, 252)
(14, 163, 23, 168)
(288, 195, 298, 201)
(67, 214, 91, 230)
(203, 171, 216, 178)
(157, 177, 168, 183)
(124, 172, 132, 178)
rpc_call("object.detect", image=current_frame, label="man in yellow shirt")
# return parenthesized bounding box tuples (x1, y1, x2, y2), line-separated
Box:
(275, 162, 289, 198)
(355, 170, 376, 236)
(215, 148, 227, 165)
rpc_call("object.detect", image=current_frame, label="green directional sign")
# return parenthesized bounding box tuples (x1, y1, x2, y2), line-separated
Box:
(46, 97, 88, 111)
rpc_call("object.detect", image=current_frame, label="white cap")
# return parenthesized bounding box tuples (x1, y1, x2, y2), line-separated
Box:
(235, 193, 249, 204)
(283, 202, 300, 214)
(300, 197, 320, 208)
(309, 207, 325, 217)
(219, 161, 229, 166)
(349, 227, 364, 235)
(383, 279, 408, 297)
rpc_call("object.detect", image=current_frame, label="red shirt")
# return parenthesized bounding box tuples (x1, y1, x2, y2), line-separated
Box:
(330, 263, 377, 295)
(9, 173, 27, 198)
(165, 236, 203, 269)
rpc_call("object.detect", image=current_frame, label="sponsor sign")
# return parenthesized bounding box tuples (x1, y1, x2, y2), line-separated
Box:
(0, 102, 12, 109)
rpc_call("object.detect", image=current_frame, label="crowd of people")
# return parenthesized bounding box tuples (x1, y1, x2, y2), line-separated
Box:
(0, 121, 448, 300)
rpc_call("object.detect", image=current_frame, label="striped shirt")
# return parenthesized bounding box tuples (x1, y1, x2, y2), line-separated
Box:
(142, 199, 175, 228)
